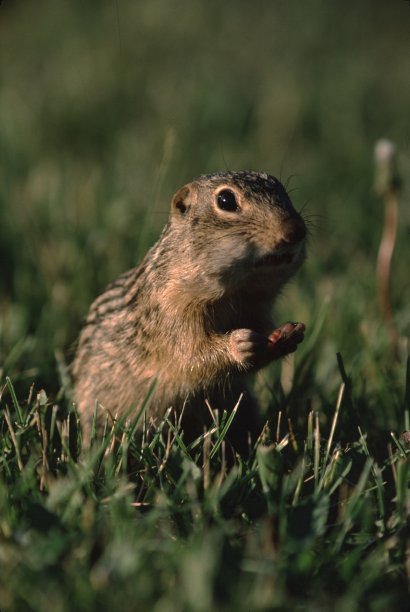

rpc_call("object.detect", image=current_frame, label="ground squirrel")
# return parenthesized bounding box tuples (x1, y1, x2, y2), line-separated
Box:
(73, 171, 307, 451)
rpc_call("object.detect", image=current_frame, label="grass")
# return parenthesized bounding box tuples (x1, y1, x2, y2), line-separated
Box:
(0, 0, 410, 610)
(0, 355, 408, 611)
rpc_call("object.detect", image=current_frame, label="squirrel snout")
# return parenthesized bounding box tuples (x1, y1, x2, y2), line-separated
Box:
(279, 216, 307, 247)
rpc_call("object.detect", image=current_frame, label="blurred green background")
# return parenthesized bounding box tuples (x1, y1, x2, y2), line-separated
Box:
(0, 0, 409, 391)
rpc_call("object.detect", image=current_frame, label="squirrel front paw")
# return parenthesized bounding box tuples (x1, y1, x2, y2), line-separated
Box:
(267, 321, 305, 359)
(229, 328, 270, 368)
(229, 322, 305, 369)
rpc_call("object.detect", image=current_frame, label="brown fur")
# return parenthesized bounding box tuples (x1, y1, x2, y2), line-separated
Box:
(72, 171, 307, 450)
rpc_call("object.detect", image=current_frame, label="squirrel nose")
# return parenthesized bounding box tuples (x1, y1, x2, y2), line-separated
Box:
(280, 216, 307, 246)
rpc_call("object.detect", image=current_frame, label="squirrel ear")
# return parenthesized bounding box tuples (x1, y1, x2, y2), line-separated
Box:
(171, 184, 191, 216)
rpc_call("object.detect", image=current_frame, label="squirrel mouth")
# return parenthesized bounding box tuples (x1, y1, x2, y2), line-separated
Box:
(254, 250, 295, 268)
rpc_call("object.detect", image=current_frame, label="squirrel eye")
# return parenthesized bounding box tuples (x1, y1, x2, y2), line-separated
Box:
(216, 189, 239, 212)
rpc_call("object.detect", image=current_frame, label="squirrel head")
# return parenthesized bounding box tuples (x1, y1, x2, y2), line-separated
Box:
(168, 171, 307, 299)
